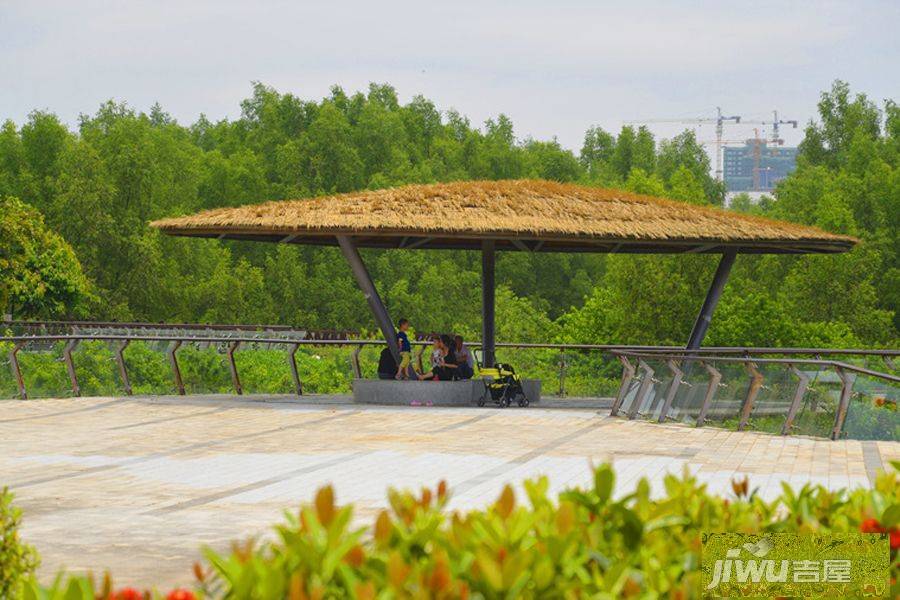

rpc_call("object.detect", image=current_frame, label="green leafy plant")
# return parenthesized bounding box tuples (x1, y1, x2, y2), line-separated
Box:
(0, 487, 40, 599)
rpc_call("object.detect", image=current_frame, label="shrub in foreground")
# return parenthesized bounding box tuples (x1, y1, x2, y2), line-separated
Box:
(12, 463, 900, 598)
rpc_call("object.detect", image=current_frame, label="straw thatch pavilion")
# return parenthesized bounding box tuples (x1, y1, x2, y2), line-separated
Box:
(152, 179, 855, 374)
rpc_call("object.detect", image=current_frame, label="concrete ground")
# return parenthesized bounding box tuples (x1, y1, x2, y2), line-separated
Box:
(1, 394, 897, 589)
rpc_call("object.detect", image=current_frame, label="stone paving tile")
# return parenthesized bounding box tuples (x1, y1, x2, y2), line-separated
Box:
(0, 395, 895, 589)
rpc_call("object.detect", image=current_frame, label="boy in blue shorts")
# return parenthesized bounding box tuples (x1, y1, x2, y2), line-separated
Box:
(395, 318, 413, 379)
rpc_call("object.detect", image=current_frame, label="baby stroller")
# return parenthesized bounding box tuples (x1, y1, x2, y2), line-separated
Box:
(474, 350, 530, 408)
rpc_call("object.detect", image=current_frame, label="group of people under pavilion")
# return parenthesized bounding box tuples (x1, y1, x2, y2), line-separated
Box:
(377, 319, 476, 382)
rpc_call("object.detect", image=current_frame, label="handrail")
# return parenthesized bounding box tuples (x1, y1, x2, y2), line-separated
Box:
(1, 334, 898, 357)
(611, 350, 900, 383)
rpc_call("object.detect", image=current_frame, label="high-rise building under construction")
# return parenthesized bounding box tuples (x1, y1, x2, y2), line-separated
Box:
(723, 141, 798, 192)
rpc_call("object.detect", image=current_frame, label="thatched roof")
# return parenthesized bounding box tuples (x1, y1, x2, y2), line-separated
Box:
(151, 180, 856, 254)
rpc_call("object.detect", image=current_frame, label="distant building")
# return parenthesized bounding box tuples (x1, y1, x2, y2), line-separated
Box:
(723, 141, 798, 192)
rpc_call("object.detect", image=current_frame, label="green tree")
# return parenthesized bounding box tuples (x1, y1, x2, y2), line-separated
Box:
(0, 197, 92, 318)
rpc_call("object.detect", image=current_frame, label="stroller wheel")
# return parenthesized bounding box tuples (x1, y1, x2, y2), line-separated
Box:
(499, 397, 510, 408)
(477, 396, 486, 407)
(517, 394, 529, 408)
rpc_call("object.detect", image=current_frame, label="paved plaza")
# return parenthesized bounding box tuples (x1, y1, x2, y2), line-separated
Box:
(1, 395, 897, 589)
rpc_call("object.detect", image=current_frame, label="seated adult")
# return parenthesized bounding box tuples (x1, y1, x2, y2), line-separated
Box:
(377, 346, 397, 380)
(418, 335, 458, 381)
(453, 335, 474, 379)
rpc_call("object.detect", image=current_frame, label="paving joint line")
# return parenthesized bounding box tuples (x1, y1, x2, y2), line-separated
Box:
(452, 418, 610, 495)
(9, 409, 361, 488)
(146, 451, 370, 514)
(0, 398, 127, 424)
(107, 406, 232, 431)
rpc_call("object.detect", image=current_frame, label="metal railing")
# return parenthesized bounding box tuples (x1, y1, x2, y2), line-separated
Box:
(2, 328, 897, 440)
(609, 349, 898, 441)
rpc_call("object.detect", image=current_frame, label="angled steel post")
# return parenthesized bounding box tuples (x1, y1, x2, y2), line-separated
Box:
(287, 343, 302, 395)
(782, 364, 810, 435)
(336, 235, 399, 362)
(628, 359, 655, 419)
(610, 355, 635, 416)
(657, 359, 683, 423)
(63, 339, 80, 397)
(115, 339, 132, 395)
(831, 368, 856, 440)
(10, 342, 27, 399)
(737, 361, 763, 431)
(696, 362, 721, 426)
(481, 239, 496, 367)
(168, 340, 185, 395)
(351, 344, 363, 379)
(227, 341, 242, 395)
(686, 250, 737, 350)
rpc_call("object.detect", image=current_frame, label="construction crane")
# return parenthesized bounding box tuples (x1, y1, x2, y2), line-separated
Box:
(741, 111, 798, 145)
(626, 109, 798, 182)
(626, 107, 741, 181)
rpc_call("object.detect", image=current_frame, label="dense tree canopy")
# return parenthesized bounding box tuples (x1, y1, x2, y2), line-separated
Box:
(0, 80, 895, 347)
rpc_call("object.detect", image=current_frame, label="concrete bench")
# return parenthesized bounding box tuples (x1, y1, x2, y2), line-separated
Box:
(352, 378, 542, 407)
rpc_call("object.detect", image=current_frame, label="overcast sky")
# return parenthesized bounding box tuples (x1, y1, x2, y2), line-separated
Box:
(2, 1, 898, 152)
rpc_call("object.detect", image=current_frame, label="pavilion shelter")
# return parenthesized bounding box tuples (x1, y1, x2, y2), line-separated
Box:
(151, 180, 856, 367)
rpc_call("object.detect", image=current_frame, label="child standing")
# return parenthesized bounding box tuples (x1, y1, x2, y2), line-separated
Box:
(395, 318, 413, 379)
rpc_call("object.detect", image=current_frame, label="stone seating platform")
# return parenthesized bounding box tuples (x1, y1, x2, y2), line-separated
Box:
(352, 378, 542, 406)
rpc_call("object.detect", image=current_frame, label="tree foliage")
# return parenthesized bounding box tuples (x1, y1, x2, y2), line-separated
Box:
(0, 80, 894, 347)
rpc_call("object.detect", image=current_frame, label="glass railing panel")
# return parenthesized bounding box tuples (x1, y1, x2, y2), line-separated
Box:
(697, 360, 749, 427)
(70, 340, 123, 397)
(839, 373, 899, 441)
(16, 341, 71, 399)
(789, 365, 842, 439)
(0, 341, 18, 399)
(228, 344, 295, 395)
(122, 340, 177, 395)
(667, 359, 710, 425)
(744, 362, 795, 435)
(554, 350, 620, 400)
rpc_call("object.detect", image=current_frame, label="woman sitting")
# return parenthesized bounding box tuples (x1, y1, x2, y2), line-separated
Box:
(418, 334, 459, 381)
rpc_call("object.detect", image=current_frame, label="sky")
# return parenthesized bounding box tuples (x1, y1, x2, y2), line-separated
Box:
(2, 0, 899, 153)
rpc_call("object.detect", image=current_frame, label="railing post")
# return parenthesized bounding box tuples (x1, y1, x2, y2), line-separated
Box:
(351, 344, 362, 379)
(610, 355, 635, 417)
(628, 360, 655, 420)
(737, 362, 763, 431)
(116, 339, 132, 395)
(10, 342, 27, 400)
(696, 362, 721, 426)
(168, 340, 185, 395)
(781, 364, 809, 435)
(657, 359, 683, 423)
(288, 343, 302, 395)
(557, 352, 567, 397)
(63, 339, 80, 397)
(227, 341, 242, 395)
(831, 368, 856, 440)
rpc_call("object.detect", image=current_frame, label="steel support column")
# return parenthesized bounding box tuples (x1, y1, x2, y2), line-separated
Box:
(737, 362, 763, 431)
(288, 343, 302, 395)
(696, 362, 722, 426)
(337, 235, 399, 362)
(115, 339, 132, 395)
(686, 250, 737, 350)
(831, 368, 856, 440)
(482, 239, 496, 367)
(63, 339, 80, 397)
(10, 342, 27, 400)
(781, 365, 810, 435)
(610, 356, 635, 416)
(227, 341, 242, 395)
(168, 340, 185, 395)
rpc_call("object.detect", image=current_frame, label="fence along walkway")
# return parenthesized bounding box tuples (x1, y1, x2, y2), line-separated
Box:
(609, 349, 899, 441)
(2, 323, 898, 441)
